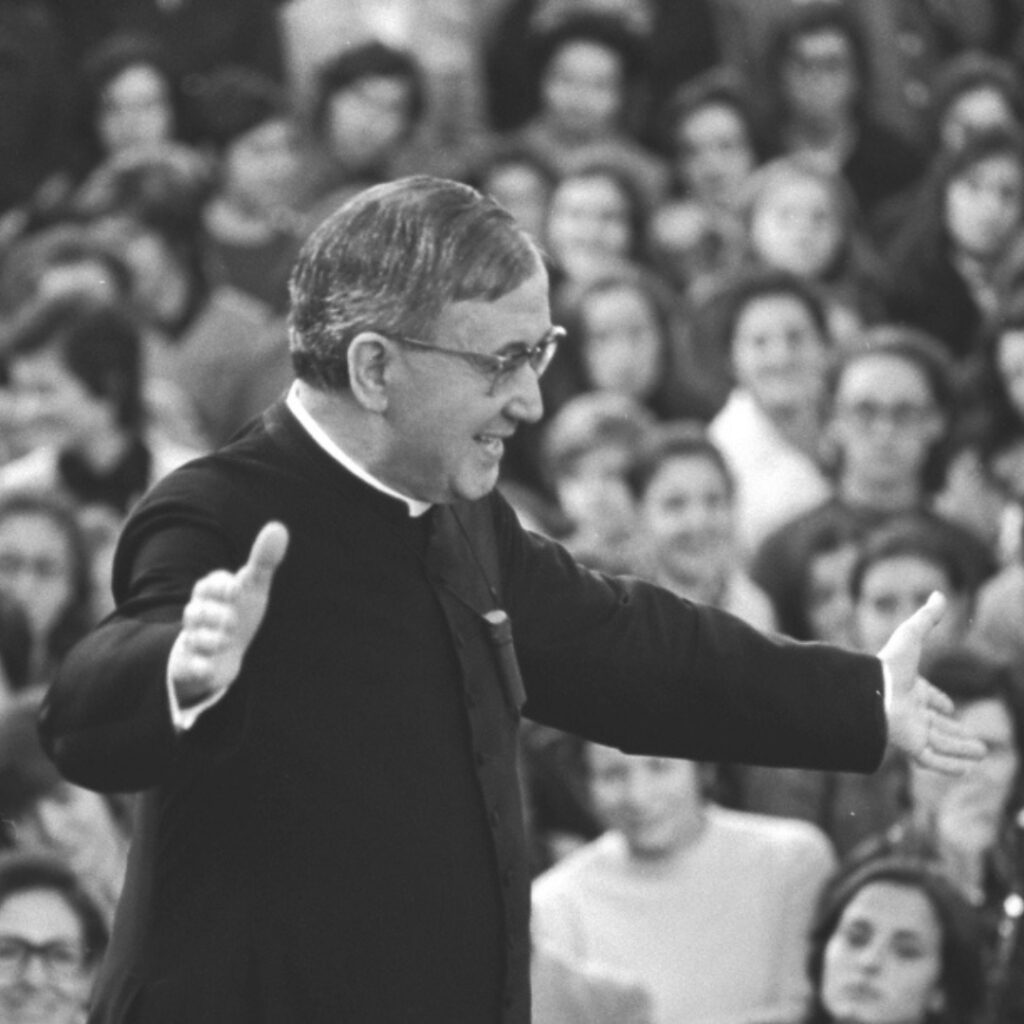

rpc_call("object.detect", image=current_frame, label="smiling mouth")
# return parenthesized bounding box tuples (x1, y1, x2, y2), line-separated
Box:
(476, 434, 506, 458)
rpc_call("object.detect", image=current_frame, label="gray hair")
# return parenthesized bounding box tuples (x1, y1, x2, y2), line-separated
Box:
(288, 176, 546, 390)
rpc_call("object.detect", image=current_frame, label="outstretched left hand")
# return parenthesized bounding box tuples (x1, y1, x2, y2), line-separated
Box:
(879, 591, 986, 773)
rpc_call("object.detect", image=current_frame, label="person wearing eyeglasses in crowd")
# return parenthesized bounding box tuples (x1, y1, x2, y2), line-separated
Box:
(0, 851, 109, 1024)
(40, 176, 983, 1024)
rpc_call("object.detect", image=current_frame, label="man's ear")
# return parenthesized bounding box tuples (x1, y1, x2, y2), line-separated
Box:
(347, 332, 392, 413)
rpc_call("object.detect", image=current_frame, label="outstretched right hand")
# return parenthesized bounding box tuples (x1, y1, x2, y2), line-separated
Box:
(169, 521, 289, 707)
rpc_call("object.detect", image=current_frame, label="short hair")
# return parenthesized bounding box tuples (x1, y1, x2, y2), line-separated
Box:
(310, 41, 426, 140)
(806, 855, 985, 1024)
(626, 421, 735, 501)
(715, 266, 831, 354)
(3, 293, 144, 429)
(0, 850, 109, 967)
(288, 175, 545, 391)
(848, 516, 971, 602)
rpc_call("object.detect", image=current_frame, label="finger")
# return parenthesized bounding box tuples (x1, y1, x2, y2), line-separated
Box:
(922, 680, 955, 716)
(926, 728, 986, 761)
(183, 602, 237, 633)
(238, 521, 289, 593)
(182, 627, 230, 657)
(897, 591, 947, 643)
(192, 570, 241, 604)
(916, 746, 982, 776)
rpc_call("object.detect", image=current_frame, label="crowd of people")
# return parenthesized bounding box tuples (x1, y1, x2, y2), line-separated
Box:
(1, 0, 1024, 1021)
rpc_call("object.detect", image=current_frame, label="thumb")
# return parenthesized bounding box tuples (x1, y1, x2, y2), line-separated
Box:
(899, 590, 947, 643)
(238, 521, 289, 593)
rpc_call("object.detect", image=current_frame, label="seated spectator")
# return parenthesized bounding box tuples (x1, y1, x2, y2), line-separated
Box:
(547, 273, 717, 423)
(536, 392, 653, 572)
(299, 41, 427, 222)
(741, 154, 889, 348)
(0, 492, 95, 687)
(469, 144, 557, 248)
(0, 692, 129, 925)
(848, 649, 1024, 1021)
(0, 294, 197, 514)
(628, 423, 776, 630)
(805, 855, 985, 1024)
(508, 13, 668, 211)
(707, 269, 834, 555)
(193, 66, 305, 315)
(752, 326, 996, 641)
(544, 161, 657, 313)
(532, 740, 835, 1024)
(72, 33, 189, 181)
(760, 1, 925, 219)
(886, 128, 1024, 363)
(77, 147, 291, 449)
(0, 850, 110, 1024)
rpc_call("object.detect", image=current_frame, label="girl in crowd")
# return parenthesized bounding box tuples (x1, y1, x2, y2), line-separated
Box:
(761, 1, 925, 219)
(548, 273, 717, 423)
(470, 145, 557, 250)
(742, 154, 888, 348)
(628, 423, 776, 630)
(648, 67, 760, 301)
(544, 161, 655, 313)
(805, 856, 985, 1024)
(0, 851, 110, 1024)
(0, 293, 196, 514)
(887, 128, 1024, 363)
(707, 268, 834, 556)
(0, 492, 94, 688)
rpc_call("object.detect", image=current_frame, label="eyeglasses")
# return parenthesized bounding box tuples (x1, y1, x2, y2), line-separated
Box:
(0, 936, 85, 983)
(838, 400, 936, 429)
(389, 326, 565, 395)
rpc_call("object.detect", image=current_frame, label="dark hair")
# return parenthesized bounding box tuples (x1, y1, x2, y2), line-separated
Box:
(0, 593, 31, 693)
(533, 11, 647, 91)
(658, 65, 765, 167)
(765, 0, 871, 124)
(288, 175, 545, 391)
(806, 855, 986, 1024)
(4, 294, 144, 429)
(928, 50, 1024, 149)
(848, 515, 971, 601)
(77, 32, 183, 166)
(0, 691, 64, 828)
(717, 266, 831, 355)
(311, 41, 426, 141)
(0, 850, 109, 967)
(0, 492, 95, 670)
(186, 65, 290, 151)
(626, 421, 735, 500)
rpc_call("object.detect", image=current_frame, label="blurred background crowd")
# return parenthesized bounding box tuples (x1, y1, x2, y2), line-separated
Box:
(2, 0, 1024, 1021)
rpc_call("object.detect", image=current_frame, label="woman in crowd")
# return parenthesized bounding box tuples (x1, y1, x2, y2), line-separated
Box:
(805, 855, 985, 1024)
(761, 1, 925, 219)
(887, 127, 1024, 363)
(628, 423, 776, 630)
(0, 293, 196, 514)
(0, 492, 94, 688)
(707, 268, 834, 556)
(0, 850, 110, 1024)
(0, 691, 130, 927)
(742, 154, 889, 348)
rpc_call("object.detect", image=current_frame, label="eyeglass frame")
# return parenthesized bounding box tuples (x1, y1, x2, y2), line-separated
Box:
(386, 325, 565, 395)
(0, 935, 86, 983)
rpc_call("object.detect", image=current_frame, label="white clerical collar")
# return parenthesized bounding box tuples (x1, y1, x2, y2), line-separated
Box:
(285, 381, 433, 517)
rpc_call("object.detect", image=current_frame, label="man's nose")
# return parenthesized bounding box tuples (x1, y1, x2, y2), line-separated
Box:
(505, 366, 545, 424)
